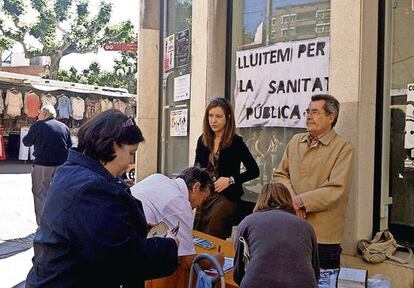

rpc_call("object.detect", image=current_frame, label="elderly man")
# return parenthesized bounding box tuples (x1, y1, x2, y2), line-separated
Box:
(23, 104, 72, 226)
(273, 94, 354, 269)
(131, 167, 223, 274)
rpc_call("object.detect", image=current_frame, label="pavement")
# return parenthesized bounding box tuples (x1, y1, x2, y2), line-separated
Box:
(0, 163, 37, 288)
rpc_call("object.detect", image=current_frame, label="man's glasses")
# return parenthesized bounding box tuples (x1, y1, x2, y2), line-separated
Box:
(305, 109, 325, 117)
(122, 116, 136, 127)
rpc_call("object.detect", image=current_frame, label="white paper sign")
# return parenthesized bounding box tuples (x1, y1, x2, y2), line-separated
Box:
(405, 84, 414, 154)
(174, 74, 191, 102)
(234, 37, 330, 128)
(170, 109, 188, 137)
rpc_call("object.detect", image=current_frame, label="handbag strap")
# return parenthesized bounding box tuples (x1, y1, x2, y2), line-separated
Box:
(386, 244, 413, 264)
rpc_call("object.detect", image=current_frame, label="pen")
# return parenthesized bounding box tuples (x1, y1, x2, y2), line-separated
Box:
(218, 245, 221, 252)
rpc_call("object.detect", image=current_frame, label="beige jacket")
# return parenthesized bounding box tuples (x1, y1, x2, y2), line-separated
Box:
(273, 129, 354, 244)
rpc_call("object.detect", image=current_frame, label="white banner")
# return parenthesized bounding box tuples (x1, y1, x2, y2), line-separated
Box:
(235, 37, 330, 128)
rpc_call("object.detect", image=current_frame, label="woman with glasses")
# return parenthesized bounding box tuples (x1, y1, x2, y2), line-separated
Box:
(234, 183, 320, 288)
(26, 109, 179, 288)
(194, 97, 259, 239)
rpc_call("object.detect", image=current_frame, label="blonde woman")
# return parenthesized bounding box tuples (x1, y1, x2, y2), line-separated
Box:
(234, 183, 320, 288)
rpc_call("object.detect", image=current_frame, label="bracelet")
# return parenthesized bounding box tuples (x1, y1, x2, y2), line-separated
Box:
(228, 176, 235, 185)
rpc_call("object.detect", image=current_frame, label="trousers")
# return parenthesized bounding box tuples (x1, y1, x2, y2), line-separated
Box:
(318, 243, 342, 269)
(31, 165, 58, 226)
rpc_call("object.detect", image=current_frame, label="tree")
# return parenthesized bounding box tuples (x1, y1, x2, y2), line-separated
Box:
(56, 50, 137, 94)
(0, 0, 135, 79)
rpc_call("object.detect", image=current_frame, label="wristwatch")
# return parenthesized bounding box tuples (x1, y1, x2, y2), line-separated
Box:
(228, 176, 235, 185)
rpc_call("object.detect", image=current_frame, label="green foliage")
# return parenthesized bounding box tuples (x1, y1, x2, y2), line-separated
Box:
(53, 50, 137, 94)
(0, 0, 135, 79)
(0, 35, 13, 52)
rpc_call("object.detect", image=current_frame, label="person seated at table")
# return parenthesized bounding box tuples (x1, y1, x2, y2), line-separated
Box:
(131, 167, 224, 272)
(234, 183, 320, 288)
(26, 110, 179, 288)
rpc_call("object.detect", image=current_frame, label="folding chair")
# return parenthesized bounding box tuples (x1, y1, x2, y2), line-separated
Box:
(188, 253, 225, 288)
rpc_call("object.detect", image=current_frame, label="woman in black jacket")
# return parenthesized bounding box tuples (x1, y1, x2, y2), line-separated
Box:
(26, 109, 179, 288)
(194, 97, 259, 239)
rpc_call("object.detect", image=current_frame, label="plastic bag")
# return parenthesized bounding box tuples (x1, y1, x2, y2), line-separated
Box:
(367, 274, 392, 288)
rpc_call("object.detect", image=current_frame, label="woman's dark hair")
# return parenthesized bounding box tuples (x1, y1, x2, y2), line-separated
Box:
(177, 166, 214, 193)
(253, 183, 295, 214)
(202, 97, 236, 151)
(78, 109, 144, 163)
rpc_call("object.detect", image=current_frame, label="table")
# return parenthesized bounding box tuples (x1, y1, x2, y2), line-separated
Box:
(145, 231, 238, 288)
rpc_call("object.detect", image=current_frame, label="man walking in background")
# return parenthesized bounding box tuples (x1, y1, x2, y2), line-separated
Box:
(23, 104, 72, 226)
(273, 94, 354, 269)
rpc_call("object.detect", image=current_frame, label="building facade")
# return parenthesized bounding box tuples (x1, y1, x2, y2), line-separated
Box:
(137, 1, 414, 285)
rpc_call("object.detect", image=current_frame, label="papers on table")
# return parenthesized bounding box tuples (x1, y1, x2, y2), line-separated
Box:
(204, 257, 234, 275)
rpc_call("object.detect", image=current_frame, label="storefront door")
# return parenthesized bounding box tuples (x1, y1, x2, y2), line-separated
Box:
(159, 0, 192, 177)
(382, 0, 414, 246)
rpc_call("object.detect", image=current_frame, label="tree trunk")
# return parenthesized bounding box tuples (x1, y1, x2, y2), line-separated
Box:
(49, 53, 63, 80)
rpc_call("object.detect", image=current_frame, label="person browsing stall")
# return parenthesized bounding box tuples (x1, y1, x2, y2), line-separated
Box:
(26, 109, 179, 288)
(22, 104, 72, 226)
(194, 97, 259, 239)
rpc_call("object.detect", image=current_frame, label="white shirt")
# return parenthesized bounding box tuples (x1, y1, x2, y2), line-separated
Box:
(131, 174, 196, 256)
(41, 94, 57, 106)
(70, 97, 85, 120)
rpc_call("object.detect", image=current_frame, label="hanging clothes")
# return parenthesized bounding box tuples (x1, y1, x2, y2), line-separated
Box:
(0, 89, 4, 114)
(57, 94, 72, 119)
(125, 102, 136, 117)
(0, 126, 6, 160)
(5, 88, 23, 117)
(41, 93, 57, 107)
(25, 91, 41, 118)
(7, 133, 20, 159)
(100, 98, 113, 112)
(70, 96, 85, 120)
(19, 126, 35, 160)
(113, 99, 127, 113)
(85, 98, 101, 119)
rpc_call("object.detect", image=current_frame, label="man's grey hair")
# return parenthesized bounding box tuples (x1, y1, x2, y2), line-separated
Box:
(40, 104, 57, 118)
(176, 166, 213, 193)
(311, 94, 340, 127)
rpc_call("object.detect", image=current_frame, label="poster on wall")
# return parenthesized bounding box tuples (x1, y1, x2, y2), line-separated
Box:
(170, 109, 188, 137)
(176, 29, 190, 67)
(405, 83, 414, 168)
(164, 34, 175, 72)
(234, 37, 330, 128)
(174, 74, 191, 102)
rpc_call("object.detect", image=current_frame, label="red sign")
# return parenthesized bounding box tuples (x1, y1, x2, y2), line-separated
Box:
(103, 42, 138, 51)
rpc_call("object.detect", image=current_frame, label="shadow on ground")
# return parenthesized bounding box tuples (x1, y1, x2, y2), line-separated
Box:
(0, 233, 35, 260)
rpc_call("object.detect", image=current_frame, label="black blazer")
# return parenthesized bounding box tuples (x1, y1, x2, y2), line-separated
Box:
(195, 134, 259, 201)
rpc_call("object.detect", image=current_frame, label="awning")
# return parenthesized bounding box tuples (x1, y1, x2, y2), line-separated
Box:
(0, 71, 136, 98)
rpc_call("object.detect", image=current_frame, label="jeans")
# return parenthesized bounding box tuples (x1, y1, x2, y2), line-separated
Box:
(318, 243, 342, 269)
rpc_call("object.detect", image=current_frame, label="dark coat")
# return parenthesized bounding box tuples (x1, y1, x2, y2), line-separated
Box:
(234, 209, 320, 288)
(26, 148, 178, 288)
(194, 134, 259, 201)
(22, 118, 72, 166)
